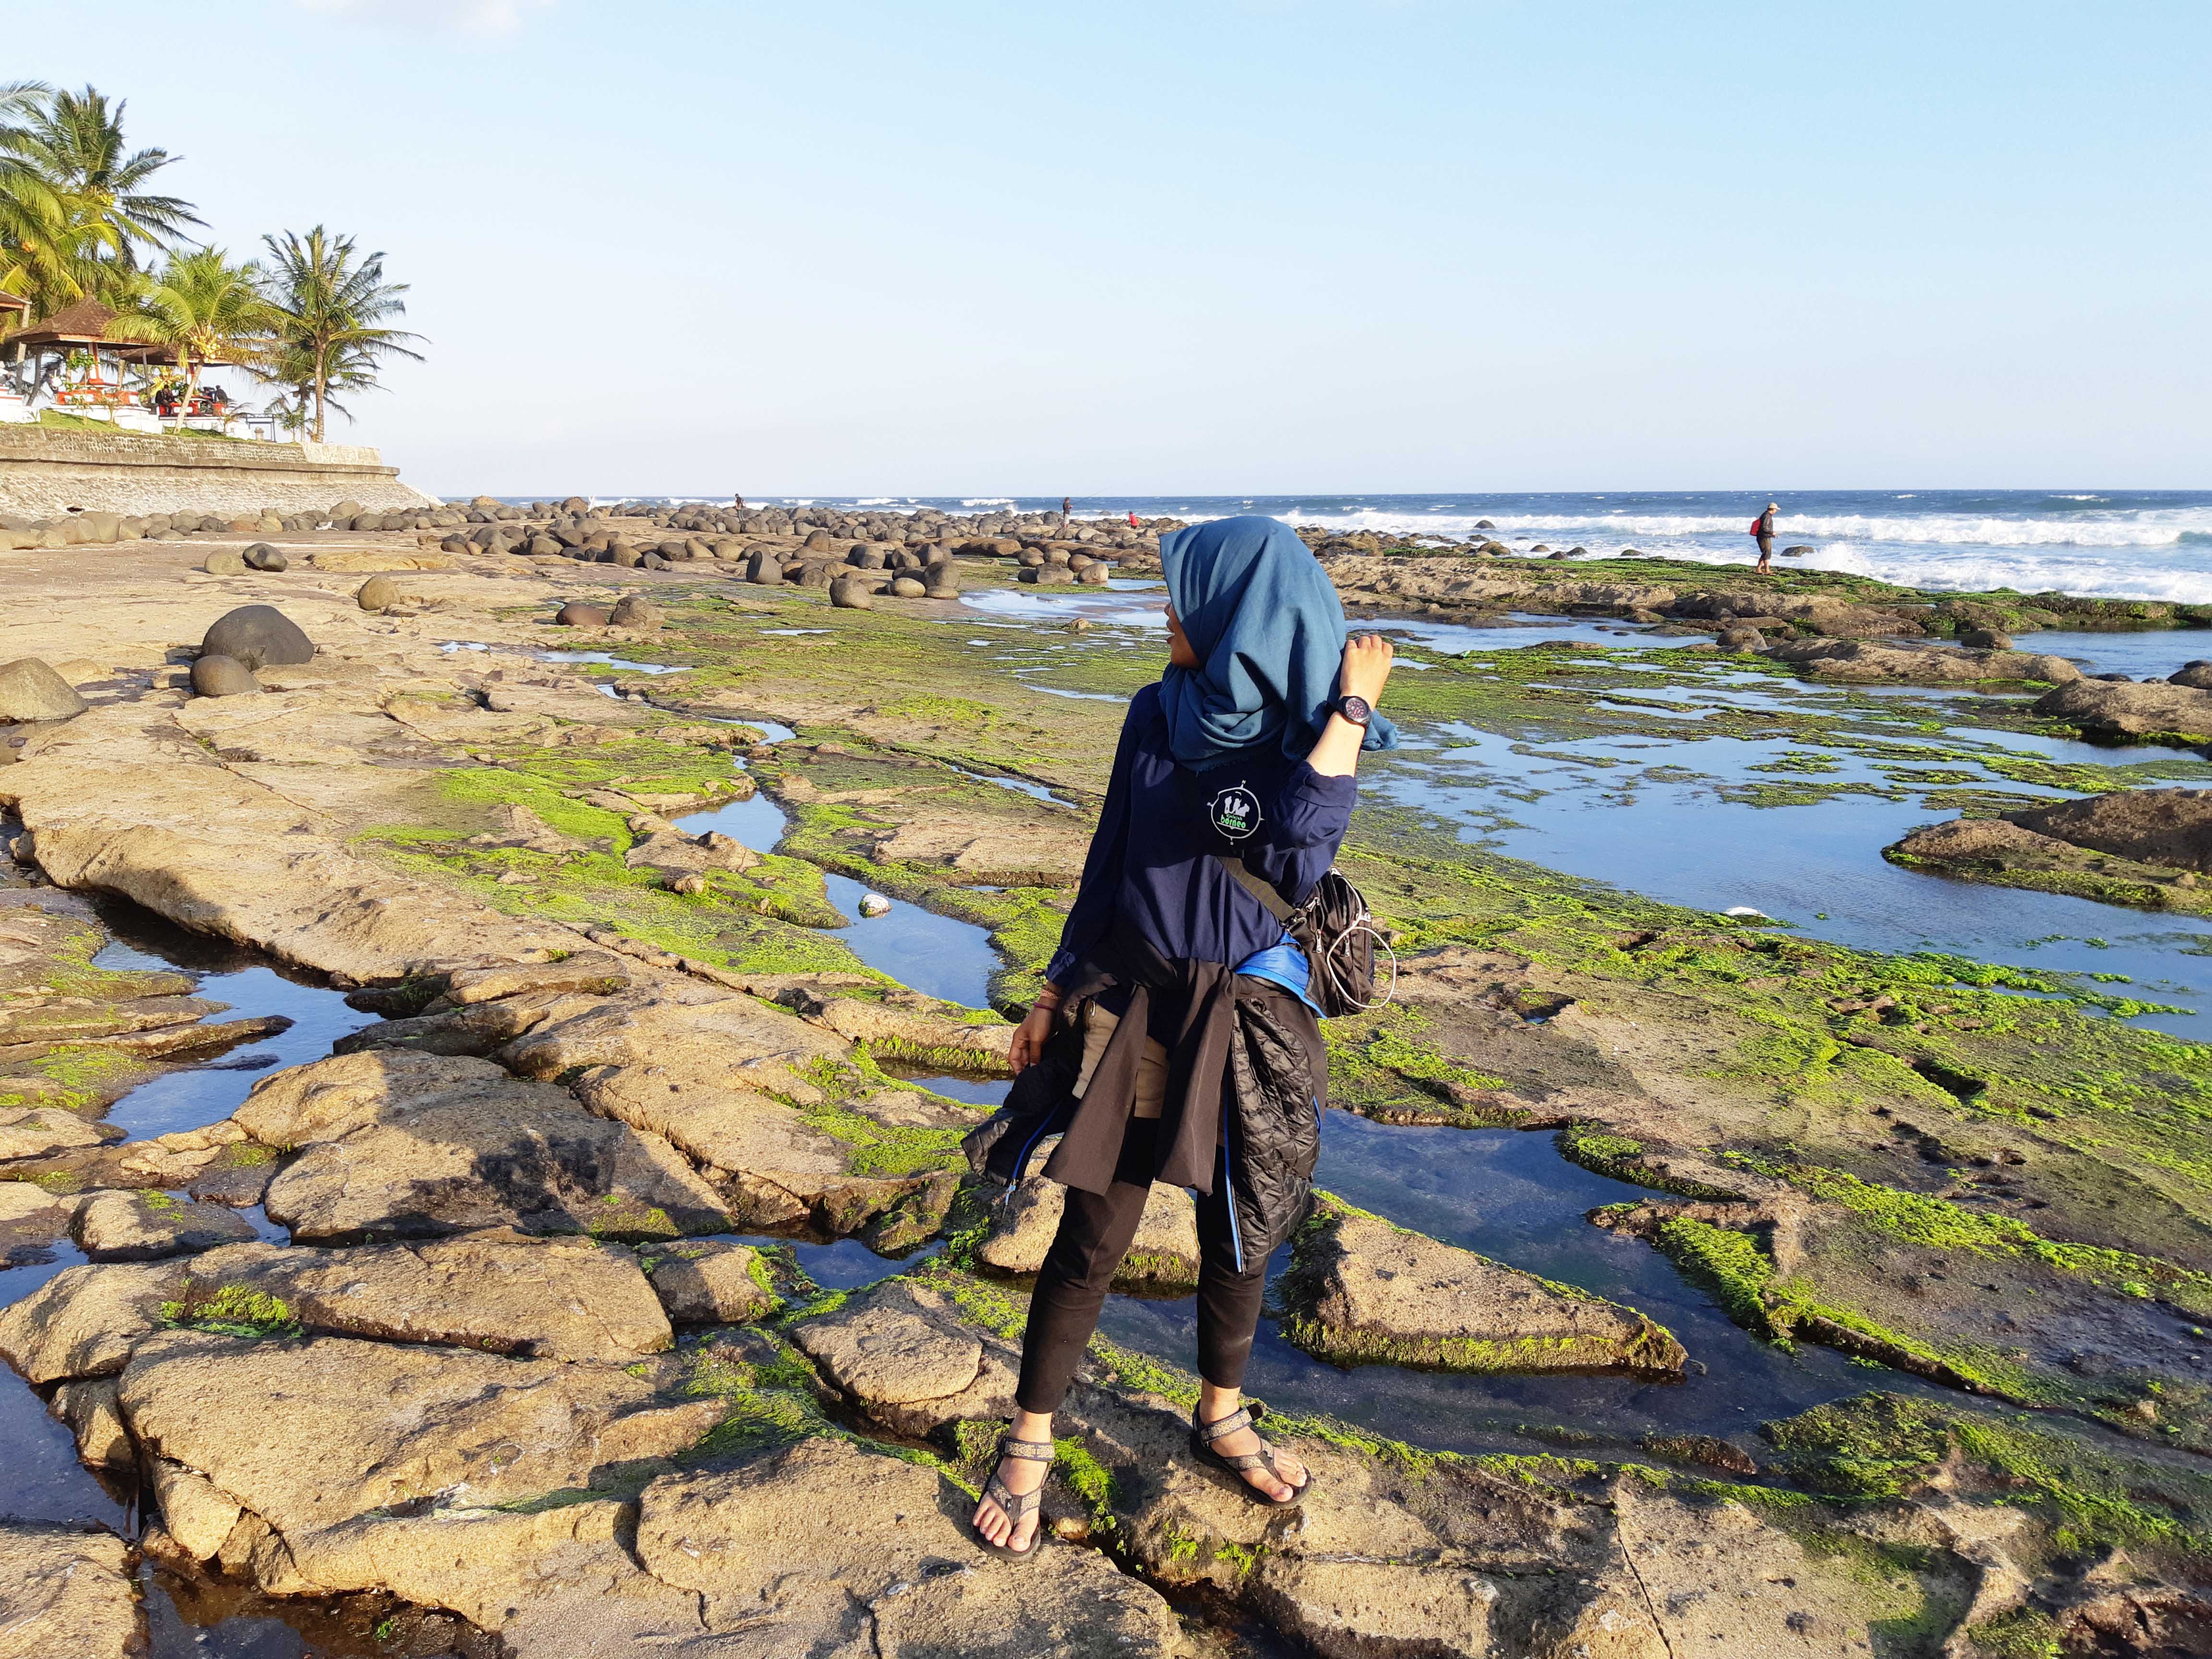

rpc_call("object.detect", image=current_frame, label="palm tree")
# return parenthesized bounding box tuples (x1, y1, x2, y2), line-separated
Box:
(259, 226, 422, 441)
(261, 336, 387, 434)
(0, 85, 199, 265)
(0, 168, 121, 320)
(107, 248, 279, 402)
(0, 81, 46, 133)
(0, 82, 199, 339)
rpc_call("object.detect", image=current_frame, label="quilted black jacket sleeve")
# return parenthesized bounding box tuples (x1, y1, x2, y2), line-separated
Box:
(1223, 990, 1323, 1261)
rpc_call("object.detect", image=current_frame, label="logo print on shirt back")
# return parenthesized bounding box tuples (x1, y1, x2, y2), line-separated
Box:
(1208, 782, 1262, 842)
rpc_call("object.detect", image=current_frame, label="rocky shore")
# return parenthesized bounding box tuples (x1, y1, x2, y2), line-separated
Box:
(1, 505, 2210, 1656)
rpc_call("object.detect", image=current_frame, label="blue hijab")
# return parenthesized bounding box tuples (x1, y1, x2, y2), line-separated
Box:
(1157, 515, 1400, 772)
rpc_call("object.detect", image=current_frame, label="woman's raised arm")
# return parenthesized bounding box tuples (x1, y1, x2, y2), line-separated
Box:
(1307, 634, 1395, 779)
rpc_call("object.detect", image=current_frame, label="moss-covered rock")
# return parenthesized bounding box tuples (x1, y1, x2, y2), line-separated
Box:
(1280, 1191, 1687, 1375)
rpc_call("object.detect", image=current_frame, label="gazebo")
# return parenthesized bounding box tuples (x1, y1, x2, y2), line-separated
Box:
(10, 297, 138, 406)
(8, 296, 251, 432)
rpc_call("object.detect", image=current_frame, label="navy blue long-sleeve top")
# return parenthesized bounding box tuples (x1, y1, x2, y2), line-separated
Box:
(1044, 684, 1358, 986)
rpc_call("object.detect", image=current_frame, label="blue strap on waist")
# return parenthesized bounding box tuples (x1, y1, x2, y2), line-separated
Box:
(1235, 934, 1322, 1014)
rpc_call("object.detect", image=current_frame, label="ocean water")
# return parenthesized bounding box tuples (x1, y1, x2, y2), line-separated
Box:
(577, 491, 2212, 606)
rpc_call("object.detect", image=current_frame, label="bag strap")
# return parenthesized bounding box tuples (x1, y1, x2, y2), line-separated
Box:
(1213, 853, 1296, 924)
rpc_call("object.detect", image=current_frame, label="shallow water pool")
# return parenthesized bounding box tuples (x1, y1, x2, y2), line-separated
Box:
(1095, 1112, 1946, 1453)
(673, 787, 1004, 1009)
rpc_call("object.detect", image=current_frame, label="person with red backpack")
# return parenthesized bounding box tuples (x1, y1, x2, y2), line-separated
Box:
(1749, 501, 1779, 574)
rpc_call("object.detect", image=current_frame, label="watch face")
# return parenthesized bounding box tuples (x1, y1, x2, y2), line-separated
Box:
(1339, 696, 1372, 725)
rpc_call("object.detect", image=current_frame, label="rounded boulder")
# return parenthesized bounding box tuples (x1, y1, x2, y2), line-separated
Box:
(609, 594, 664, 628)
(1715, 627, 1767, 652)
(189, 654, 259, 698)
(555, 602, 610, 628)
(356, 575, 400, 613)
(888, 576, 926, 598)
(200, 605, 313, 672)
(202, 549, 248, 576)
(829, 574, 875, 610)
(242, 543, 288, 572)
(2170, 661, 2212, 691)
(0, 658, 88, 722)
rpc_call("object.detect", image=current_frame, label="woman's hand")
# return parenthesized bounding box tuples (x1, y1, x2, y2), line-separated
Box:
(1009, 989, 1062, 1074)
(1340, 632, 1395, 706)
(1308, 634, 1395, 779)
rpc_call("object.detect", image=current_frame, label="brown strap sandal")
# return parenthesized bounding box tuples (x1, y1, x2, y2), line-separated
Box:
(974, 1431, 1053, 1561)
(1189, 1403, 1311, 1506)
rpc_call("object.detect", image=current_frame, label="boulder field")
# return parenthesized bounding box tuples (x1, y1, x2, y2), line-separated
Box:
(1, 517, 2211, 1652)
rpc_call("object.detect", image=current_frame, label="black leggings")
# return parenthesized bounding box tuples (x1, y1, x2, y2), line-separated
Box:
(1014, 1116, 1267, 1415)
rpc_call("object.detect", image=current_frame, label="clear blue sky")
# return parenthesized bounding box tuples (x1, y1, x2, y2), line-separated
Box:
(12, 1, 2208, 494)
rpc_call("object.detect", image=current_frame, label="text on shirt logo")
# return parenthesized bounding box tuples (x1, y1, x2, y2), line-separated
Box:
(1208, 782, 1262, 842)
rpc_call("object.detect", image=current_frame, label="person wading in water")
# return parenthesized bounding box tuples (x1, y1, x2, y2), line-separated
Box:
(964, 516, 1398, 1559)
(1751, 501, 1779, 574)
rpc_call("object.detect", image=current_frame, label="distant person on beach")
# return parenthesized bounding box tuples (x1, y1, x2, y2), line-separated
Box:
(733, 493, 745, 508)
(1128, 509, 1140, 528)
(1060, 496, 1072, 532)
(1750, 502, 1778, 574)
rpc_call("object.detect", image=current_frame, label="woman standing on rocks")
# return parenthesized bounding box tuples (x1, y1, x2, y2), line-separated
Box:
(966, 515, 1397, 1558)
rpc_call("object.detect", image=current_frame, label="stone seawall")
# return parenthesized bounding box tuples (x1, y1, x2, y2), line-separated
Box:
(0, 426, 436, 517)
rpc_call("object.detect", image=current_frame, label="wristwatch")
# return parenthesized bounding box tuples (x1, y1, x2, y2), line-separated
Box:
(1331, 695, 1373, 727)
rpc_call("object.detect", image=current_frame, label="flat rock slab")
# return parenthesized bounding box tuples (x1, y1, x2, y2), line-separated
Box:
(186, 1231, 673, 1361)
(1283, 1194, 1688, 1376)
(331, 987, 599, 1060)
(642, 1239, 777, 1324)
(0, 1260, 174, 1383)
(0, 1522, 139, 1659)
(1765, 637, 2080, 684)
(118, 1330, 722, 1542)
(73, 1189, 259, 1261)
(2033, 676, 2212, 741)
(4, 1230, 673, 1392)
(481, 676, 650, 724)
(0, 1178, 74, 1257)
(793, 1298, 985, 1404)
(498, 987, 853, 1105)
(800, 993, 1016, 1070)
(631, 1439, 1186, 1658)
(501, 989, 959, 1236)
(8, 1120, 258, 1196)
(0, 702, 579, 982)
(976, 1175, 1200, 1290)
(2009, 787, 2212, 872)
(1886, 815, 2212, 914)
(0, 991, 228, 1046)
(0, 1105, 117, 1161)
(236, 1050, 730, 1242)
